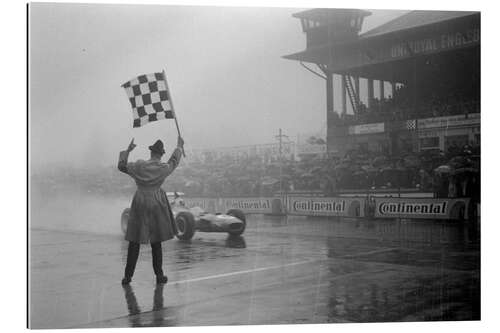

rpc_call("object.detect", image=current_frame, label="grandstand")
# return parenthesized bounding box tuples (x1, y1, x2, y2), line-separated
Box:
(283, 9, 480, 156)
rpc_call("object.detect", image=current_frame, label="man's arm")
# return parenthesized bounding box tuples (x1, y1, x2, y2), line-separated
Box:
(166, 147, 182, 171)
(162, 137, 184, 176)
(118, 138, 137, 174)
(118, 150, 130, 174)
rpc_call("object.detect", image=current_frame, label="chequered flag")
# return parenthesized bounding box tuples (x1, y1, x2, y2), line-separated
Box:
(121, 72, 175, 128)
(406, 119, 416, 130)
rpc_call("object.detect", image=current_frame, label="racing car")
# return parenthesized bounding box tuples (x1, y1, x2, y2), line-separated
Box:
(120, 192, 246, 240)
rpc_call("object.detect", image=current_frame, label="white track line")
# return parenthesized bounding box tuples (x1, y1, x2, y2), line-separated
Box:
(340, 247, 397, 258)
(168, 247, 398, 286)
(79, 248, 399, 328)
(169, 259, 317, 285)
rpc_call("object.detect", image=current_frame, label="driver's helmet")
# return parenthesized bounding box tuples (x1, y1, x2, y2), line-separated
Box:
(175, 197, 185, 207)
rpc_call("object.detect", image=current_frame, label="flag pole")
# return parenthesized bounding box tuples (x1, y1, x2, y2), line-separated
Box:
(162, 70, 186, 157)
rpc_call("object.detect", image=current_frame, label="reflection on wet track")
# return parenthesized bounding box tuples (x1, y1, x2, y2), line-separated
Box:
(29, 196, 480, 328)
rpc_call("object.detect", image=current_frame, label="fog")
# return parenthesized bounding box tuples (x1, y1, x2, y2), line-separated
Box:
(30, 3, 406, 170)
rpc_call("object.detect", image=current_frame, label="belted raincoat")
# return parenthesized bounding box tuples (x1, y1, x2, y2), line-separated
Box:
(118, 148, 182, 244)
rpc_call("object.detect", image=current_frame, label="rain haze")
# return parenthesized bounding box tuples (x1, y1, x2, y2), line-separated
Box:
(30, 3, 406, 170)
(28, 4, 481, 329)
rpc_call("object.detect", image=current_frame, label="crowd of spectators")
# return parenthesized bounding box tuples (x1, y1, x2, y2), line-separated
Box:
(30, 139, 480, 203)
(162, 140, 479, 200)
(330, 84, 480, 127)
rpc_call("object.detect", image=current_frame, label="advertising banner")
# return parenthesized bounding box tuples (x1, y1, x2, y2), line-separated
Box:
(218, 197, 284, 215)
(349, 123, 385, 135)
(417, 113, 480, 130)
(390, 28, 480, 59)
(374, 197, 470, 220)
(287, 196, 365, 217)
(296, 143, 327, 155)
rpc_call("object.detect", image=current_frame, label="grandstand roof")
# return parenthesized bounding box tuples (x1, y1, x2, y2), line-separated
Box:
(283, 9, 480, 75)
(360, 10, 478, 39)
(292, 8, 372, 21)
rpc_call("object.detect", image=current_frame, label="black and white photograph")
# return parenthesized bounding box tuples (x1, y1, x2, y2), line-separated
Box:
(27, 1, 483, 330)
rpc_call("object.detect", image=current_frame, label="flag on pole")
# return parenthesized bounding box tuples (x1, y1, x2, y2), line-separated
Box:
(121, 72, 175, 128)
(406, 119, 417, 130)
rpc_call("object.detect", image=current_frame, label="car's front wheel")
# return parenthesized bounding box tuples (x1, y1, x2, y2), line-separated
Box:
(226, 209, 246, 236)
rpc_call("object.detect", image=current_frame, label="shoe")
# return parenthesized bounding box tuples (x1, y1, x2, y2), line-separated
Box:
(121, 277, 132, 285)
(156, 275, 168, 284)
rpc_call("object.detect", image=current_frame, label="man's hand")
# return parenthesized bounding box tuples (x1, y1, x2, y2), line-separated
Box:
(177, 136, 185, 149)
(127, 138, 137, 152)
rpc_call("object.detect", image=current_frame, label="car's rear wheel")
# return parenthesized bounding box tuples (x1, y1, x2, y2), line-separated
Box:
(226, 209, 246, 236)
(121, 208, 130, 235)
(175, 211, 196, 240)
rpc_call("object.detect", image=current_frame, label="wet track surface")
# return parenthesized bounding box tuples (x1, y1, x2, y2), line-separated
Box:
(29, 210, 480, 328)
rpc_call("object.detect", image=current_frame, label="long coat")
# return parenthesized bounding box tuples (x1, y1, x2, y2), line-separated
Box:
(118, 147, 182, 244)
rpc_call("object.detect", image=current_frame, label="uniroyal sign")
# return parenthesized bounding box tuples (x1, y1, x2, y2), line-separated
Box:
(390, 28, 480, 59)
(287, 196, 365, 217)
(374, 197, 470, 219)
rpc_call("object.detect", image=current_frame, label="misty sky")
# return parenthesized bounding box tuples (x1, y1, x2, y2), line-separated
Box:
(29, 3, 406, 169)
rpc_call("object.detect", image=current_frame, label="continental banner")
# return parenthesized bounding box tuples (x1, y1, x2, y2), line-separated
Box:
(287, 196, 365, 217)
(374, 197, 470, 220)
(218, 197, 285, 215)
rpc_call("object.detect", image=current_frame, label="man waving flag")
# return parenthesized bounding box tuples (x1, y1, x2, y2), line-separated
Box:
(121, 71, 175, 128)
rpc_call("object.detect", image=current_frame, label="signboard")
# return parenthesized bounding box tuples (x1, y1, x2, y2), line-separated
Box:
(349, 123, 385, 135)
(321, 15, 479, 74)
(296, 143, 327, 155)
(183, 196, 471, 220)
(417, 113, 480, 130)
(218, 197, 284, 215)
(287, 196, 365, 217)
(374, 197, 470, 220)
(391, 28, 480, 59)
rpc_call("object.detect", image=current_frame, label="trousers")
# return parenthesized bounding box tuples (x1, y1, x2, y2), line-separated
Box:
(124, 241, 163, 278)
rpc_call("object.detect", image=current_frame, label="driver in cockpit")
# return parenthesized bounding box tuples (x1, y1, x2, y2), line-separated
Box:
(172, 191, 186, 207)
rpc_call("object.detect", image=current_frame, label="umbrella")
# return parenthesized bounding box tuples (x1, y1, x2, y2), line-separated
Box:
(262, 178, 279, 186)
(364, 167, 379, 174)
(372, 156, 387, 167)
(308, 166, 323, 174)
(300, 172, 315, 178)
(381, 167, 406, 176)
(334, 164, 348, 171)
(452, 167, 479, 174)
(403, 155, 421, 168)
(449, 156, 470, 168)
(361, 164, 374, 171)
(434, 165, 452, 174)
